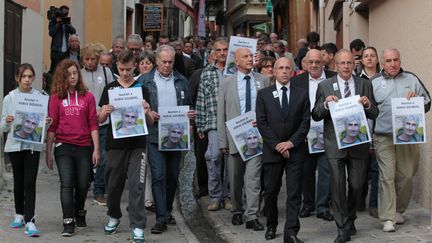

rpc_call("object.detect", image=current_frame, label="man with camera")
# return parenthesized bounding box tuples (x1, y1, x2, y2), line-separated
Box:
(48, 5, 76, 74)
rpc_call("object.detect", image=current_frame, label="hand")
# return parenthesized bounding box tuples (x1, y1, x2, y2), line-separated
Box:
(46, 153, 54, 170)
(151, 111, 160, 121)
(358, 96, 370, 108)
(325, 95, 339, 103)
(45, 117, 53, 126)
(142, 100, 150, 115)
(252, 120, 257, 127)
(187, 110, 196, 120)
(198, 132, 205, 139)
(275, 141, 293, 154)
(5, 115, 14, 124)
(92, 149, 100, 167)
(406, 91, 416, 100)
(282, 150, 290, 159)
(221, 148, 229, 155)
(102, 104, 114, 115)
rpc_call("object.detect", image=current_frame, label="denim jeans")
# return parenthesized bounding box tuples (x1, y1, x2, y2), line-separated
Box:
(55, 143, 93, 219)
(316, 153, 332, 213)
(147, 142, 181, 224)
(93, 125, 107, 196)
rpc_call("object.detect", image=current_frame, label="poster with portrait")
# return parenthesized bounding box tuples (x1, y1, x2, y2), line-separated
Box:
(158, 106, 190, 151)
(225, 111, 263, 161)
(108, 87, 148, 139)
(11, 93, 49, 144)
(223, 36, 257, 76)
(391, 97, 426, 144)
(328, 95, 371, 149)
(307, 120, 325, 154)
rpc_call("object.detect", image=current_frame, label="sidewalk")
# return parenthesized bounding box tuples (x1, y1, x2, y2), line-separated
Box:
(199, 178, 432, 243)
(0, 165, 195, 243)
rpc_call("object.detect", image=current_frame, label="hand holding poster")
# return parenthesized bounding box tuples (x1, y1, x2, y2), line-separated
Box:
(108, 87, 148, 139)
(328, 95, 371, 149)
(391, 97, 426, 144)
(307, 120, 324, 154)
(224, 36, 257, 76)
(12, 93, 49, 144)
(226, 111, 263, 161)
(158, 106, 190, 151)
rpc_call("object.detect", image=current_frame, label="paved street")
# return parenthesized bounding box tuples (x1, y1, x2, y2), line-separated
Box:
(0, 165, 196, 243)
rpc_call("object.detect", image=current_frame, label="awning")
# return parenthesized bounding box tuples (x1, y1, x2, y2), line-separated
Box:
(172, 0, 195, 19)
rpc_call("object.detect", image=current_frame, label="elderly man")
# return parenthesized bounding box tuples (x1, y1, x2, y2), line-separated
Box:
(340, 115, 367, 146)
(126, 34, 143, 76)
(291, 49, 336, 222)
(110, 36, 125, 76)
(115, 106, 143, 137)
(396, 115, 423, 143)
(242, 128, 262, 160)
(66, 34, 80, 63)
(256, 57, 310, 242)
(161, 124, 186, 149)
(13, 113, 41, 142)
(217, 47, 269, 231)
(138, 45, 195, 234)
(269, 33, 278, 43)
(196, 38, 231, 211)
(371, 48, 431, 232)
(312, 49, 378, 243)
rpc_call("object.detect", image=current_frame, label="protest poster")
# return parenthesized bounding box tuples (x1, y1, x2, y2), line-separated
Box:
(108, 87, 147, 139)
(12, 93, 49, 144)
(225, 111, 262, 161)
(158, 106, 190, 151)
(391, 97, 426, 144)
(328, 95, 371, 149)
(307, 120, 325, 154)
(224, 36, 257, 76)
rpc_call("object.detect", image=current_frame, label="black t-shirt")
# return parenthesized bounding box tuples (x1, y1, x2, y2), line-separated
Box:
(99, 80, 150, 150)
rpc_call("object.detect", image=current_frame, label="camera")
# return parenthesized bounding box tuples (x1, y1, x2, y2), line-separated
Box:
(47, 5, 70, 24)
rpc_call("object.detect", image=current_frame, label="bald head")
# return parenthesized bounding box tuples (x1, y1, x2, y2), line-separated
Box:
(305, 49, 324, 79)
(274, 57, 293, 85)
(234, 48, 253, 73)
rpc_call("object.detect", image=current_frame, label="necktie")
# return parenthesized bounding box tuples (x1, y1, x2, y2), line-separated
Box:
(245, 75, 251, 112)
(344, 81, 351, 98)
(281, 86, 289, 116)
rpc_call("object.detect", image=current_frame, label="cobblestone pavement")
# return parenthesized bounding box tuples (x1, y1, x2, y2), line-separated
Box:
(0, 165, 195, 243)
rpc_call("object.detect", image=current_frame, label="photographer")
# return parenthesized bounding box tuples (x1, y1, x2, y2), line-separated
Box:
(48, 5, 76, 74)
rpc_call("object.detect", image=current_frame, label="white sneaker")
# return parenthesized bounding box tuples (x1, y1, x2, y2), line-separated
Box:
(395, 213, 405, 224)
(383, 220, 396, 232)
(10, 214, 24, 228)
(24, 222, 40, 237)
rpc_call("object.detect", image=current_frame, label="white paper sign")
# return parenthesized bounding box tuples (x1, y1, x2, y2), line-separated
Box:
(307, 120, 324, 154)
(226, 111, 262, 161)
(158, 106, 190, 151)
(12, 93, 49, 144)
(224, 36, 258, 76)
(108, 87, 148, 139)
(391, 97, 426, 144)
(329, 95, 371, 149)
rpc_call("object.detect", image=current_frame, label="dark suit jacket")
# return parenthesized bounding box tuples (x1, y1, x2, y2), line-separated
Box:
(291, 70, 337, 90)
(311, 75, 379, 159)
(256, 84, 310, 163)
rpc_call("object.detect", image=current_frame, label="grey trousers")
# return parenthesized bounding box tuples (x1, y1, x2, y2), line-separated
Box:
(227, 153, 261, 221)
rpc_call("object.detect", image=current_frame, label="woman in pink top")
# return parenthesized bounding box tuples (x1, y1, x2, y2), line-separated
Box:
(46, 59, 100, 237)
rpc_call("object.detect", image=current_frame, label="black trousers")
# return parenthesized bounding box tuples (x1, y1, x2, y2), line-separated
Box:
(9, 151, 40, 223)
(301, 154, 317, 210)
(193, 130, 208, 195)
(327, 157, 368, 228)
(263, 159, 303, 238)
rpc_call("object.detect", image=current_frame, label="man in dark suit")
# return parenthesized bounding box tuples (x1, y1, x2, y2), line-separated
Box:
(291, 49, 336, 222)
(312, 49, 378, 243)
(256, 57, 310, 243)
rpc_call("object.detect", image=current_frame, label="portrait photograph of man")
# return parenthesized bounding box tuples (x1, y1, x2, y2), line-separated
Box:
(239, 127, 263, 161)
(308, 125, 325, 153)
(13, 112, 43, 143)
(337, 114, 369, 148)
(395, 114, 424, 144)
(113, 106, 145, 138)
(159, 123, 189, 151)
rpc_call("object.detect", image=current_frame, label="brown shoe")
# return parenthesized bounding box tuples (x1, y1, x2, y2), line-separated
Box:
(93, 195, 107, 206)
(224, 199, 233, 210)
(207, 201, 220, 211)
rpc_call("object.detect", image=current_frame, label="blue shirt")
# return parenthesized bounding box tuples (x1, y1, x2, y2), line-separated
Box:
(237, 71, 257, 114)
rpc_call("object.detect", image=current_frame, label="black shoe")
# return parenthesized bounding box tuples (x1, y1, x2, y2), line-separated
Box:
(265, 226, 276, 240)
(334, 229, 350, 243)
(231, 214, 243, 225)
(75, 210, 87, 228)
(245, 219, 264, 231)
(285, 235, 304, 243)
(317, 211, 334, 221)
(167, 214, 176, 225)
(299, 207, 313, 218)
(61, 218, 75, 237)
(357, 201, 366, 212)
(145, 204, 156, 213)
(346, 221, 357, 236)
(150, 223, 167, 234)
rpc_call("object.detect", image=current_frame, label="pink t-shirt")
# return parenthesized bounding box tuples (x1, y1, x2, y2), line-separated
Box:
(48, 91, 99, 146)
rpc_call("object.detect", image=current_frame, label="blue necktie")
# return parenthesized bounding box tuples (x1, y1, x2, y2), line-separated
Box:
(245, 75, 251, 112)
(281, 86, 289, 116)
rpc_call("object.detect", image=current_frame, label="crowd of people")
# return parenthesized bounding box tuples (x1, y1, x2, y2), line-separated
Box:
(1, 23, 431, 243)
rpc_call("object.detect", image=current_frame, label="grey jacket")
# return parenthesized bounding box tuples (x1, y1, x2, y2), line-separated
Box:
(371, 70, 431, 134)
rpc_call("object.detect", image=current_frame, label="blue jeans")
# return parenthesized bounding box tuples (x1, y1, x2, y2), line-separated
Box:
(316, 154, 331, 213)
(147, 142, 181, 224)
(55, 143, 93, 219)
(94, 125, 107, 196)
